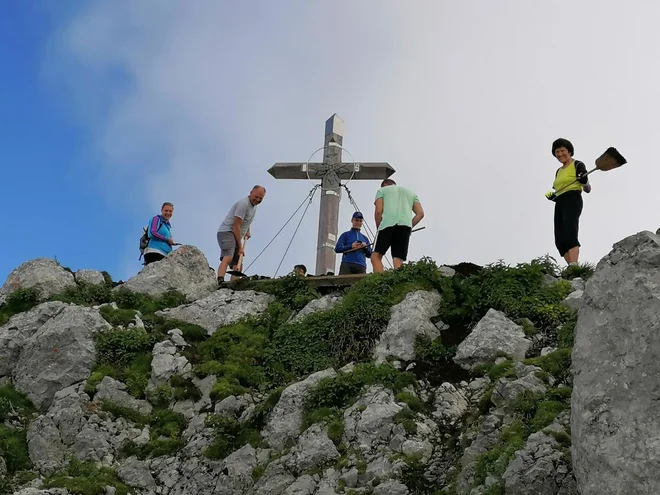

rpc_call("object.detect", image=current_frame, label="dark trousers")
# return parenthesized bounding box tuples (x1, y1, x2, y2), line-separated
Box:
(339, 262, 367, 275)
(554, 190, 583, 257)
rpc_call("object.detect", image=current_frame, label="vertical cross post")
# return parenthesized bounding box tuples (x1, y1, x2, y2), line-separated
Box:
(268, 114, 395, 275)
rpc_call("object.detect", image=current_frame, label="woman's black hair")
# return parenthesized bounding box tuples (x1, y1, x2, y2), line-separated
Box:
(552, 138, 574, 157)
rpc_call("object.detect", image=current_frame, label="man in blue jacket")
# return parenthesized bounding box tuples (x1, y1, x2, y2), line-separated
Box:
(334, 212, 372, 275)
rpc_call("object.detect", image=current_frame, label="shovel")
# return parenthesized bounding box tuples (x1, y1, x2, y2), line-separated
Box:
(227, 237, 249, 278)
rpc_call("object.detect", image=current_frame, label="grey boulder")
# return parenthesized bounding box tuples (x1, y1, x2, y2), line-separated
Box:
(116, 244, 216, 302)
(0, 258, 76, 304)
(454, 308, 532, 370)
(571, 230, 660, 495)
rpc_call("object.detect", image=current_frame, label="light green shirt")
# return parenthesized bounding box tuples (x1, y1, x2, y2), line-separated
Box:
(375, 185, 420, 231)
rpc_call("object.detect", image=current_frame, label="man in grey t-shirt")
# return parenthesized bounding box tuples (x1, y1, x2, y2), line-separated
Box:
(217, 185, 266, 280)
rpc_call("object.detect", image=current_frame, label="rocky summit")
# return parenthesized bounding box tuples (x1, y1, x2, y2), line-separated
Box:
(0, 232, 655, 495)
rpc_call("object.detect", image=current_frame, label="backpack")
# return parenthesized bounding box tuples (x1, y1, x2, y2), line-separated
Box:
(139, 216, 162, 260)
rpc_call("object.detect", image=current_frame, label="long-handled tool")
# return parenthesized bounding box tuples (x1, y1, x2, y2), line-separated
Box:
(343, 226, 426, 254)
(227, 237, 249, 278)
(546, 147, 627, 200)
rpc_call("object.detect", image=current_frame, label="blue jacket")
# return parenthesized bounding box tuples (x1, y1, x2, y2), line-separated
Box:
(334, 228, 372, 267)
(147, 215, 173, 256)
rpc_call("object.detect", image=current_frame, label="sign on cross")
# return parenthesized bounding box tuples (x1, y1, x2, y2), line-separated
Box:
(268, 114, 395, 276)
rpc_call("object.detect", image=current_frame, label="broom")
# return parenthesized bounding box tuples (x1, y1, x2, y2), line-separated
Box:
(546, 147, 627, 200)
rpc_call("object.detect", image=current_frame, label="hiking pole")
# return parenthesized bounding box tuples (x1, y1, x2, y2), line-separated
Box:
(343, 226, 426, 254)
(545, 147, 627, 201)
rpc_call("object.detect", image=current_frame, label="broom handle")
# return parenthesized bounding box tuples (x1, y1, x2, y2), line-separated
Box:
(553, 167, 596, 196)
(236, 237, 248, 271)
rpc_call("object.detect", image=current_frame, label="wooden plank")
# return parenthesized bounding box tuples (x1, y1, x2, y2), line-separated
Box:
(301, 273, 368, 289)
(223, 272, 369, 291)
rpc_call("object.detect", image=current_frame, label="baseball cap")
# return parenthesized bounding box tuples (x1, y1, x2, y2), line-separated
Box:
(352, 212, 364, 219)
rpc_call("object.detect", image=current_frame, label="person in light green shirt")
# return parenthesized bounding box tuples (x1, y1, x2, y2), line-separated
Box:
(371, 179, 424, 272)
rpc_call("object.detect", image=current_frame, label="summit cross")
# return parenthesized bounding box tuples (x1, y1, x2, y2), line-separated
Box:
(268, 114, 395, 276)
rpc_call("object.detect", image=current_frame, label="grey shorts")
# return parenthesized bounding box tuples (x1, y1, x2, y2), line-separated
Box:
(217, 231, 240, 267)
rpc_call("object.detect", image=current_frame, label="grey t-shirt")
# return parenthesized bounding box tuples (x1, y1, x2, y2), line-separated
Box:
(217, 196, 257, 237)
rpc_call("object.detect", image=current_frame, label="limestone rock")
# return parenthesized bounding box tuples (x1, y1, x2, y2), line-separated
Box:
(262, 368, 337, 451)
(156, 288, 274, 335)
(343, 386, 403, 453)
(373, 481, 410, 495)
(74, 269, 106, 286)
(432, 382, 469, 427)
(93, 376, 153, 416)
(571, 230, 660, 495)
(292, 292, 342, 322)
(116, 245, 216, 301)
(0, 301, 68, 377)
(562, 290, 584, 312)
(284, 423, 340, 475)
(13, 305, 112, 410)
(454, 308, 532, 370)
(502, 423, 577, 494)
(117, 456, 157, 490)
(373, 290, 442, 363)
(0, 258, 75, 304)
(146, 340, 192, 391)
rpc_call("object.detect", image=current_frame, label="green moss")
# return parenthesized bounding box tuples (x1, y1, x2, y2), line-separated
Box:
(99, 306, 138, 327)
(100, 400, 188, 460)
(414, 335, 455, 367)
(395, 392, 424, 413)
(0, 385, 37, 423)
(560, 262, 595, 280)
(204, 387, 282, 459)
(304, 363, 415, 415)
(0, 287, 42, 324)
(0, 425, 32, 474)
(438, 257, 574, 334)
(524, 348, 572, 383)
(487, 360, 516, 381)
(473, 384, 572, 489)
(44, 458, 129, 495)
(473, 421, 525, 486)
(394, 407, 418, 435)
(264, 259, 444, 382)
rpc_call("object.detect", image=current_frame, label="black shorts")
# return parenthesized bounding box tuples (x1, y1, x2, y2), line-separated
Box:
(374, 225, 412, 261)
(144, 252, 165, 265)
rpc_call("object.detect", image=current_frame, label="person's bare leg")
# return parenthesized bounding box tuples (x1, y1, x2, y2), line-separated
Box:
(217, 256, 233, 279)
(371, 252, 384, 273)
(567, 246, 580, 265)
(393, 258, 404, 269)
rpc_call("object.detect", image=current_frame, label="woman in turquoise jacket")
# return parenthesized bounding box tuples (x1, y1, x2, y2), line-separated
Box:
(144, 202, 176, 265)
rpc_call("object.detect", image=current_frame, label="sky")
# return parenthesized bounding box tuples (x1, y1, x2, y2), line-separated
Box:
(1, 0, 659, 284)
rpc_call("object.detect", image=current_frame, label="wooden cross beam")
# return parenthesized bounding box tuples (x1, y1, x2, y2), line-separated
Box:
(268, 114, 395, 276)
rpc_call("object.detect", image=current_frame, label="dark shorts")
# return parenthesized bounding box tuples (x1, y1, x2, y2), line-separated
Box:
(217, 231, 241, 268)
(144, 252, 165, 265)
(554, 190, 583, 257)
(374, 225, 412, 261)
(339, 262, 367, 275)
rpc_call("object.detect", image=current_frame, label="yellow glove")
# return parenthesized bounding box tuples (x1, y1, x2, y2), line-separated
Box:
(545, 190, 556, 201)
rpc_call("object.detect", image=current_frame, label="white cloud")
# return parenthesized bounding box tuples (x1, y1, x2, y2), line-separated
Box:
(48, 0, 660, 279)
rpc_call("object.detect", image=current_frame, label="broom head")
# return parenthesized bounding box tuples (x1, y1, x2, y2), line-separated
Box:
(595, 147, 627, 172)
